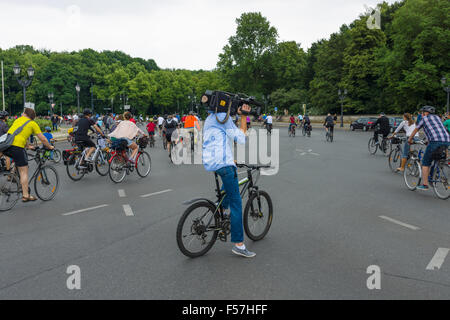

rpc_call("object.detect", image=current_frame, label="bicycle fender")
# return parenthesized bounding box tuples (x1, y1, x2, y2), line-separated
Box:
(182, 198, 216, 207)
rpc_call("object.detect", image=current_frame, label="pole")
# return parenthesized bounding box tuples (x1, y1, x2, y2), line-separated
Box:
(23, 86, 26, 108)
(77, 92, 80, 114)
(60, 103, 62, 117)
(341, 101, 344, 128)
(1, 61, 5, 111)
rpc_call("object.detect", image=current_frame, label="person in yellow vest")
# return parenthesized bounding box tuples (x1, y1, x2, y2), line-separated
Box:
(3, 108, 54, 202)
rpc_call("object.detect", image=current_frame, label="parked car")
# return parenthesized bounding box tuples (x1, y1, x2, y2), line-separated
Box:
(350, 118, 378, 131)
(392, 117, 404, 133)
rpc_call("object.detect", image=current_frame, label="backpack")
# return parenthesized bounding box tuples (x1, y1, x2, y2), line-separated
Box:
(0, 120, 32, 152)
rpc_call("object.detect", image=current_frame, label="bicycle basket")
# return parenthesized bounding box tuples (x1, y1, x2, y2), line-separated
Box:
(431, 146, 447, 161)
(111, 138, 128, 151)
(391, 137, 402, 145)
(137, 136, 149, 149)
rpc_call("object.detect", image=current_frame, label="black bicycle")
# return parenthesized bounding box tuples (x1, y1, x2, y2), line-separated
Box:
(176, 164, 273, 258)
(325, 126, 334, 143)
(0, 147, 59, 211)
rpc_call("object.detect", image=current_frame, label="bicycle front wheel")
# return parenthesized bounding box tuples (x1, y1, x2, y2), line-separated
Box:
(52, 150, 62, 164)
(95, 151, 110, 177)
(176, 201, 219, 258)
(404, 158, 422, 191)
(66, 154, 85, 181)
(244, 191, 273, 241)
(388, 148, 401, 173)
(368, 138, 378, 155)
(0, 173, 20, 212)
(136, 151, 152, 178)
(109, 155, 127, 184)
(432, 162, 450, 200)
(35, 165, 59, 201)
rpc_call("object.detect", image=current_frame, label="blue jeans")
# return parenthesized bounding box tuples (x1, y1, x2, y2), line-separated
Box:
(402, 137, 418, 159)
(216, 166, 244, 243)
(423, 142, 450, 167)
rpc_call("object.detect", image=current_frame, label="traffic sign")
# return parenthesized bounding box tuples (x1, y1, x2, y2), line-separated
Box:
(124, 105, 131, 110)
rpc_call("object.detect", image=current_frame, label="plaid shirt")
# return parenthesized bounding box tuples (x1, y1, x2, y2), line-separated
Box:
(417, 115, 450, 143)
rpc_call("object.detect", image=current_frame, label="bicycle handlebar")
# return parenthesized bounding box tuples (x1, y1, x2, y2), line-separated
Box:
(236, 163, 271, 170)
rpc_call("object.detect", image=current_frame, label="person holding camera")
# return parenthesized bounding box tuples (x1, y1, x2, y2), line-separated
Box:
(202, 95, 256, 258)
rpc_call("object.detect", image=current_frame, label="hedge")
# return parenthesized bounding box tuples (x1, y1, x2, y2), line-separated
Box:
(7, 119, 53, 131)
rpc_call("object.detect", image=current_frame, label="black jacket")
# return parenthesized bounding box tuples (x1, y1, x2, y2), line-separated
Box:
(375, 116, 390, 132)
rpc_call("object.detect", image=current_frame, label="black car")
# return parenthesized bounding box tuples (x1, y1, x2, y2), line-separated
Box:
(350, 118, 378, 131)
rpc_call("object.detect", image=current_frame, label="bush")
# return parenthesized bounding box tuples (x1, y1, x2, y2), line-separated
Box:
(7, 118, 52, 131)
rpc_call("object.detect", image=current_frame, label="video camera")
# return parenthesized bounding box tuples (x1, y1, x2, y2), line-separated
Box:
(201, 90, 263, 119)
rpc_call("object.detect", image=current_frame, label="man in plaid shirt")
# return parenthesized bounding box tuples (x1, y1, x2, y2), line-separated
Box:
(409, 106, 450, 191)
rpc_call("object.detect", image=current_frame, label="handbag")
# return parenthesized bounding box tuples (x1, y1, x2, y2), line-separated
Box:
(0, 120, 32, 152)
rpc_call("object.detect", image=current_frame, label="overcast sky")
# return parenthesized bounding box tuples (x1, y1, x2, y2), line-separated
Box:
(0, 0, 397, 70)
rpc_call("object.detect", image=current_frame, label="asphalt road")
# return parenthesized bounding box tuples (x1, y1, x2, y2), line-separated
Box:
(0, 126, 449, 300)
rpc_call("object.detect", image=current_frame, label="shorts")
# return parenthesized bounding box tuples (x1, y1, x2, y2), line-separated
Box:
(166, 132, 173, 142)
(3, 146, 28, 167)
(148, 131, 155, 136)
(422, 142, 450, 167)
(158, 125, 163, 130)
(75, 138, 96, 149)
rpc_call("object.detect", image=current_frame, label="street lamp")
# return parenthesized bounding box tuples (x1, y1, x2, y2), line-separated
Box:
(48, 92, 54, 114)
(75, 83, 80, 114)
(441, 77, 450, 115)
(13, 63, 35, 108)
(338, 89, 347, 128)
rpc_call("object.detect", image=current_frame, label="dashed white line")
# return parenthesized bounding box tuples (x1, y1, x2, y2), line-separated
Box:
(62, 204, 109, 216)
(379, 216, 421, 231)
(140, 189, 173, 198)
(118, 189, 126, 198)
(123, 204, 134, 217)
(426, 248, 450, 271)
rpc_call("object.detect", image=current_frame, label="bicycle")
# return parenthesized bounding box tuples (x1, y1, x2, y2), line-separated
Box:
(108, 137, 152, 183)
(325, 126, 334, 143)
(176, 164, 273, 258)
(388, 137, 424, 173)
(303, 124, 312, 137)
(368, 134, 390, 156)
(0, 147, 59, 211)
(66, 135, 111, 181)
(404, 143, 449, 200)
(289, 124, 296, 137)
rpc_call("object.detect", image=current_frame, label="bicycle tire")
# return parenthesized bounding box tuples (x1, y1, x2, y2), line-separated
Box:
(95, 151, 110, 177)
(368, 138, 378, 155)
(432, 162, 450, 200)
(66, 154, 85, 181)
(302, 127, 306, 136)
(52, 150, 62, 164)
(404, 158, 422, 191)
(176, 201, 219, 258)
(136, 151, 152, 178)
(388, 148, 401, 173)
(109, 154, 127, 184)
(34, 165, 59, 201)
(0, 173, 20, 212)
(243, 191, 273, 241)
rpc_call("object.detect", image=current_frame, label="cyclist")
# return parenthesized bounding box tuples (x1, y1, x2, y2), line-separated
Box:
(74, 109, 105, 168)
(109, 111, 147, 163)
(2, 108, 54, 202)
(266, 113, 273, 133)
(163, 114, 178, 157)
(0, 111, 11, 171)
(324, 113, 335, 135)
(202, 94, 256, 258)
(390, 113, 419, 172)
(289, 114, 297, 135)
(373, 113, 390, 145)
(408, 106, 450, 191)
(443, 113, 450, 134)
(146, 120, 156, 145)
(184, 111, 200, 144)
(157, 115, 165, 136)
(304, 114, 312, 133)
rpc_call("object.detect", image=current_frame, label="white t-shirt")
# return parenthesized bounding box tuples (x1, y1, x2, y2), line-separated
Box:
(157, 117, 164, 125)
(395, 120, 419, 138)
(266, 116, 273, 124)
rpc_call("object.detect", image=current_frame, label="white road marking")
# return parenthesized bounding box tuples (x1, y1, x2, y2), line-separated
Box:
(123, 204, 134, 217)
(140, 189, 173, 198)
(426, 248, 450, 271)
(62, 204, 109, 216)
(296, 149, 320, 156)
(379, 216, 421, 231)
(118, 189, 126, 197)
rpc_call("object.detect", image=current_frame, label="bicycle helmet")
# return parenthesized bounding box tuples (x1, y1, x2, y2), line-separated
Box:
(420, 106, 436, 114)
(83, 109, 93, 116)
(0, 111, 9, 119)
(45, 126, 52, 131)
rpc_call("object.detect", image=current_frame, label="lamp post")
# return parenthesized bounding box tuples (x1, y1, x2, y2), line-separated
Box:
(48, 92, 54, 115)
(75, 83, 80, 114)
(338, 89, 347, 128)
(13, 63, 35, 108)
(441, 77, 450, 115)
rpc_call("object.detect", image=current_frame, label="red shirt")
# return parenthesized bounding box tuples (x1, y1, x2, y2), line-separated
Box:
(147, 122, 156, 133)
(290, 117, 296, 124)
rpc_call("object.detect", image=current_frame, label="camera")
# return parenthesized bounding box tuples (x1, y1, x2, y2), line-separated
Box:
(201, 90, 263, 118)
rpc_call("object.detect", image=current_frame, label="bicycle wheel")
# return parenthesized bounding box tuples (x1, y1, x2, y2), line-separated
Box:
(95, 151, 110, 177)
(368, 138, 378, 155)
(388, 148, 401, 173)
(109, 154, 127, 183)
(243, 190, 273, 241)
(34, 165, 59, 201)
(0, 173, 20, 212)
(52, 150, 62, 164)
(432, 162, 450, 200)
(302, 126, 306, 136)
(136, 151, 152, 178)
(66, 154, 85, 181)
(176, 201, 219, 258)
(404, 158, 422, 191)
